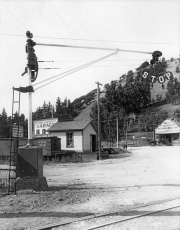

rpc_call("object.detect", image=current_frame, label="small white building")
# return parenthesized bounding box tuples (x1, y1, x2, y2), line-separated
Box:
(47, 119, 97, 153)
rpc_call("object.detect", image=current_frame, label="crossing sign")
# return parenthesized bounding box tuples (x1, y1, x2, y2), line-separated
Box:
(12, 125, 24, 137)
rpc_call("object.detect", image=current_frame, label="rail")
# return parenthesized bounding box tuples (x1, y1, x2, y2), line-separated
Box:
(33, 196, 180, 230)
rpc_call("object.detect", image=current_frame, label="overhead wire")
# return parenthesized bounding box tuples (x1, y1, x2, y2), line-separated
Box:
(13, 1, 51, 41)
(33, 50, 118, 87)
(34, 0, 69, 46)
(49, 0, 77, 43)
(33, 50, 119, 90)
(0, 33, 179, 46)
(38, 59, 150, 62)
(28, 0, 63, 47)
(1, 2, 174, 90)
(39, 68, 61, 69)
(38, 64, 140, 69)
(36, 42, 153, 54)
(0, 2, 25, 33)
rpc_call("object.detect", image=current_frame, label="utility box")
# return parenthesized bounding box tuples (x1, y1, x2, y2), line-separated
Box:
(17, 146, 43, 178)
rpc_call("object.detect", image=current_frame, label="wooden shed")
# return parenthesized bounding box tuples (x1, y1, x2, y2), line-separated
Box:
(47, 119, 97, 153)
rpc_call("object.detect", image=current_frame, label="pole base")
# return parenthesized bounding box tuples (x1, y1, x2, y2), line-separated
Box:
(27, 139, 33, 146)
(16, 176, 48, 191)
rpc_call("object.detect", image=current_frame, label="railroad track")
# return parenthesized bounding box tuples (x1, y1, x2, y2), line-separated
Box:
(33, 196, 180, 230)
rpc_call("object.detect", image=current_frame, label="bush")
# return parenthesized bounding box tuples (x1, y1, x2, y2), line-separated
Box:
(176, 66, 180, 73)
(148, 140, 157, 146)
(113, 147, 125, 154)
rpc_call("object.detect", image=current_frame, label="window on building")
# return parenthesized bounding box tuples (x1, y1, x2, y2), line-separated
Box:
(36, 129, 40, 135)
(42, 129, 46, 134)
(66, 132, 74, 148)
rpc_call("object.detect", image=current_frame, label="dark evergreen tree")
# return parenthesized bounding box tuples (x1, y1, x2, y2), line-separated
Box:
(55, 97, 62, 119)
(0, 108, 9, 138)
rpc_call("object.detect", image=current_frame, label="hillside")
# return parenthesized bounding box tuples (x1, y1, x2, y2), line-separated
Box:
(73, 58, 180, 121)
(150, 58, 180, 100)
(74, 103, 95, 121)
(73, 91, 105, 121)
(72, 89, 97, 120)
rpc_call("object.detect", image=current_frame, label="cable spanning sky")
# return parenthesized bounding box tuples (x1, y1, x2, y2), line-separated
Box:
(0, 0, 179, 117)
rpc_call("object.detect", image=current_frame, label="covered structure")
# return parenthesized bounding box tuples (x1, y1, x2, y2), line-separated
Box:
(155, 119, 180, 144)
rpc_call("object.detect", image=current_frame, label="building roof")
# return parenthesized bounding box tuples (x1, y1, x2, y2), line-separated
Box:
(48, 119, 94, 132)
(155, 119, 180, 134)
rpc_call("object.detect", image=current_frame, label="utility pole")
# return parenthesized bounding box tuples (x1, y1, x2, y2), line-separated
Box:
(125, 115, 128, 150)
(152, 112, 156, 141)
(116, 114, 119, 148)
(23, 31, 38, 145)
(108, 117, 111, 148)
(95, 81, 102, 160)
(28, 69, 33, 145)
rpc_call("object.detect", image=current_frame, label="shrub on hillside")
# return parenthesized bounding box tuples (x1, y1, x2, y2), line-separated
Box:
(176, 65, 180, 73)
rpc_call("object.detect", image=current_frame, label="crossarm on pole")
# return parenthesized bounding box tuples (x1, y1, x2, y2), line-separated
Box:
(36, 43, 153, 55)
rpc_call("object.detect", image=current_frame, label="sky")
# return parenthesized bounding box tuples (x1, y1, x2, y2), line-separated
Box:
(0, 0, 179, 118)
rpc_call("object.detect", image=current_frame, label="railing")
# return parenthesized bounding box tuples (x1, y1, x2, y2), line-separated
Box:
(0, 168, 16, 194)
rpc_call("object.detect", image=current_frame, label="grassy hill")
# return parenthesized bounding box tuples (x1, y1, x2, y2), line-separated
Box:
(73, 103, 95, 121)
(72, 89, 97, 121)
(155, 103, 180, 118)
(73, 58, 180, 121)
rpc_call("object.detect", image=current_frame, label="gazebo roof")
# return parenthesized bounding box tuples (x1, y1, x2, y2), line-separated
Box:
(155, 119, 180, 134)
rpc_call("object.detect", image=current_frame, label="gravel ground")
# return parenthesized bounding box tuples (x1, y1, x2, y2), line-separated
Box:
(53, 199, 180, 230)
(0, 146, 180, 230)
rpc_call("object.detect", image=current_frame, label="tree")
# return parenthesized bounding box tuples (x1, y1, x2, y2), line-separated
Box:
(119, 74, 126, 84)
(166, 78, 180, 105)
(45, 102, 53, 118)
(91, 100, 123, 143)
(173, 108, 180, 122)
(176, 65, 180, 73)
(32, 101, 54, 120)
(136, 61, 149, 71)
(91, 71, 152, 143)
(126, 70, 134, 84)
(0, 108, 9, 138)
(55, 97, 62, 119)
(121, 73, 151, 114)
(55, 97, 75, 119)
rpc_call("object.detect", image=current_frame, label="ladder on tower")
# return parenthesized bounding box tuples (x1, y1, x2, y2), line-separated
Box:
(8, 88, 21, 193)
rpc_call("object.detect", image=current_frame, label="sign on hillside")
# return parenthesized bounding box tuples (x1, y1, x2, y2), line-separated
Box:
(141, 69, 173, 84)
(141, 50, 173, 87)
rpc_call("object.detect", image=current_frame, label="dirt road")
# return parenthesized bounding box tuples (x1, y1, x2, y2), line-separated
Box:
(0, 146, 180, 229)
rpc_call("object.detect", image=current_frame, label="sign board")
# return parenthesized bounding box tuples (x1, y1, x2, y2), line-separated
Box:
(141, 70, 173, 84)
(12, 125, 24, 137)
(33, 118, 58, 135)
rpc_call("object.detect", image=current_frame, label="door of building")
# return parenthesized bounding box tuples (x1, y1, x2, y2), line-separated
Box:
(91, 135, 96, 152)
